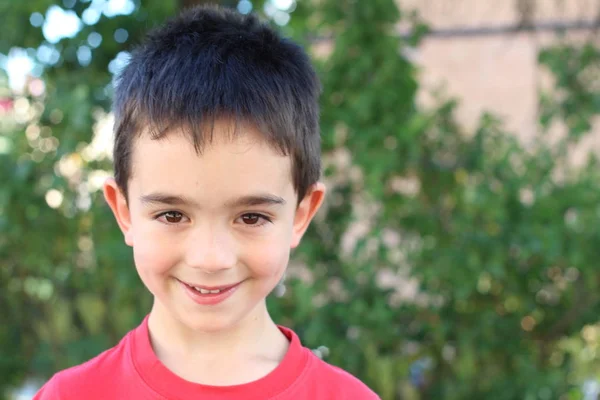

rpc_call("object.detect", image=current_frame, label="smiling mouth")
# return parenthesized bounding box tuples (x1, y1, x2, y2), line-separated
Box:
(177, 278, 242, 305)
(178, 279, 240, 295)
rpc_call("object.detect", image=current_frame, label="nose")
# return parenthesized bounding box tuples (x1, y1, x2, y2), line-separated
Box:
(184, 225, 236, 274)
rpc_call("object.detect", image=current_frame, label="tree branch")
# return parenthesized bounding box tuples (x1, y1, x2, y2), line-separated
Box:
(538, 277, 600, 342)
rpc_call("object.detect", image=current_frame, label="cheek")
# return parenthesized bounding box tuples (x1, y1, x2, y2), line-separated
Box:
(131, 221, 179, 277)
(243, 229, 292, 279)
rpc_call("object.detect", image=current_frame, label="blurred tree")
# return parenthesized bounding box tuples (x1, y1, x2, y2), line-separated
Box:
(2, 0, 600, 399)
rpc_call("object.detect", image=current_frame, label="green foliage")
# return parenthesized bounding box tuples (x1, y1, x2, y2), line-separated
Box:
(538, 42, 600, 139)
(2, 0, 600, 399)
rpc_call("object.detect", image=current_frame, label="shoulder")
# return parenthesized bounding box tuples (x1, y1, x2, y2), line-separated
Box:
(278, 325, 379, 399)
(304, 351, 380, 399)
(33, 332, 133, 400)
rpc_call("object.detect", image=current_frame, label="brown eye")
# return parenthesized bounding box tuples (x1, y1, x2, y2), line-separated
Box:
(242, 214, 260, 225)
(163, 211, 183, 223)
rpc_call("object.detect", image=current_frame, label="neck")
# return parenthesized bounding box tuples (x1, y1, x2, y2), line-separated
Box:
(147, 300, 289, 385)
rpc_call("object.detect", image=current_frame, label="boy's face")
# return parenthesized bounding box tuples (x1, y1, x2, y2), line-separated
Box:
(104, 120, 325, 332)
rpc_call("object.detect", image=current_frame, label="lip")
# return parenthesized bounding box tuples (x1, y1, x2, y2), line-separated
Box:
(178, 280, 239, 291)
(177, 278, 242, 306)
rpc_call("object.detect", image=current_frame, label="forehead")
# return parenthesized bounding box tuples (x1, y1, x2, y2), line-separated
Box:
(129, 120, 294, 200)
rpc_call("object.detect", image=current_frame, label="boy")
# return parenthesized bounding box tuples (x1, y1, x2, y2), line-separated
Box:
(34, 5, 379, 399)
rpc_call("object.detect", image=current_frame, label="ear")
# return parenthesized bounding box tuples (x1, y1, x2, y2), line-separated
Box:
(290, 182, 326, 249)
(103, 178, 134, 246)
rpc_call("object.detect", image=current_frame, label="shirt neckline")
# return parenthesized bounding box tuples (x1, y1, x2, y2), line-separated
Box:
(130, 315, 309, 400)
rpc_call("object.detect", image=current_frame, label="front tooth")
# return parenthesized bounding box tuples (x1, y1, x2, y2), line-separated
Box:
(209, 289, 220, 294)
(198, 288, 210, 294)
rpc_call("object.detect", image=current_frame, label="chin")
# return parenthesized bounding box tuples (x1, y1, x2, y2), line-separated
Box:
(179, 312, 243, 333)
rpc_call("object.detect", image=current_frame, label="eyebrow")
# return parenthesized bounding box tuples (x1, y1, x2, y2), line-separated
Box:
(139, 192, 286, 208)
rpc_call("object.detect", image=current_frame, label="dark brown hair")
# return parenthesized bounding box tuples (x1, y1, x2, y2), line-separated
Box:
(112, 5, 321, 203)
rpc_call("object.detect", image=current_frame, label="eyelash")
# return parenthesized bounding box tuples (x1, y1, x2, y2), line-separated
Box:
(154, 211, 273, 228)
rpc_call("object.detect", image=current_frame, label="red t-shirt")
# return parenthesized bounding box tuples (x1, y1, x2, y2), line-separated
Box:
(34, 316, 379, 399)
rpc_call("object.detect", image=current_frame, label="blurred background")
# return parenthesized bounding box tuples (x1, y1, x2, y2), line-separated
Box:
(2, 0, 600, 399)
